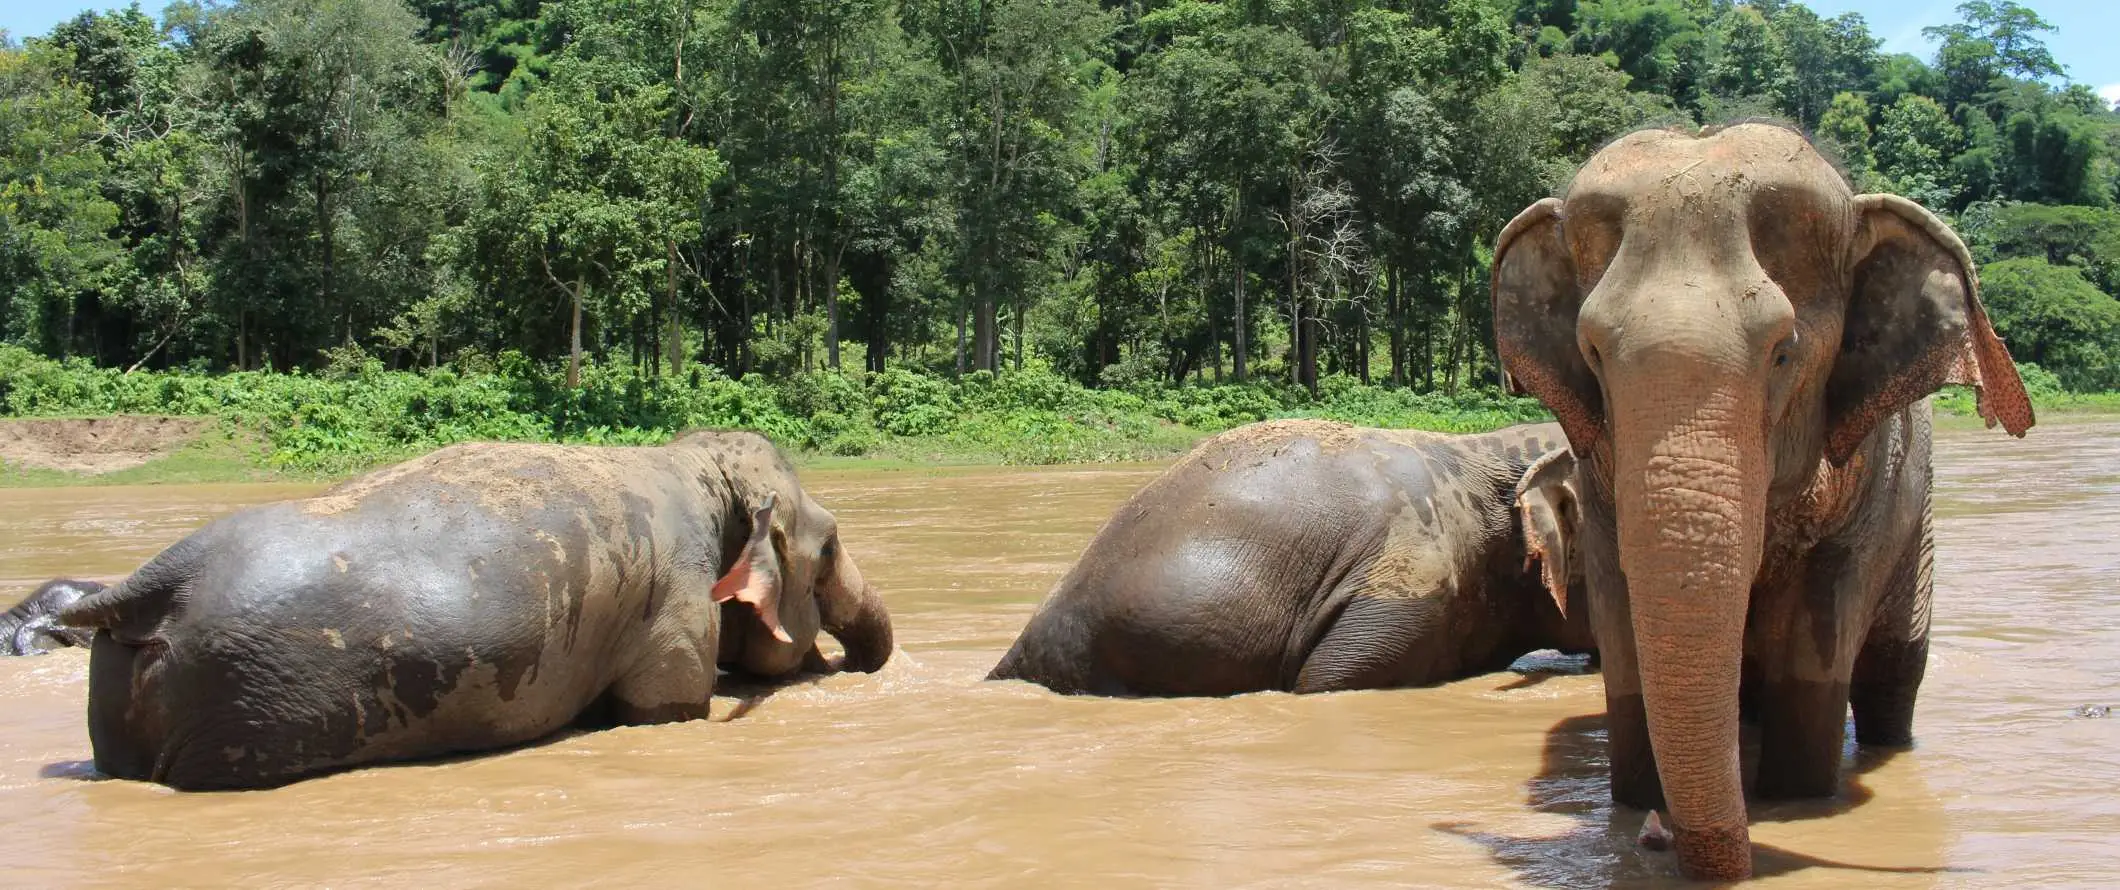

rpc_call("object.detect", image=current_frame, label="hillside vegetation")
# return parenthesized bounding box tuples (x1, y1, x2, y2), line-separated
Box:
(1, 0, 2114, 476)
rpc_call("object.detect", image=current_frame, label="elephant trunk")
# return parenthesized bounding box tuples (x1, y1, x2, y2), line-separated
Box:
(823, 581, 894, 674)
(1612, 382, 1768, 882)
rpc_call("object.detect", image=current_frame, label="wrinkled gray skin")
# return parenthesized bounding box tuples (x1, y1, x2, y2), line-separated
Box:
(0, 579, 106, 655)
(60, 430, 894, 791)
(988, 420, 1594, 695)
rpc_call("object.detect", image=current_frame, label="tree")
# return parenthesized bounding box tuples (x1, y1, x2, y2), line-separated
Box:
(183, 0, 457, 369)
(1975, 257, 2120, 391)
(1961, 202, 2120, 293)
(461, 58, 722, 386)
(1770, 8, 1875, 129)
(1704, 5, 1781, 108)
(1816, 91, 1873, 176)
(917, 0, 1106, 374)
(0, 42, 123, 355)
(1573, 0, 1707, 109)
(1872, 94, 1962, 208)
(1923, 1, 2061, 82)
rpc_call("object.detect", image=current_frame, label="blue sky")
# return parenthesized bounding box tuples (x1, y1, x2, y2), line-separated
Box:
(3, 0, 2117, 101)
(1804, 0, 2118, 103)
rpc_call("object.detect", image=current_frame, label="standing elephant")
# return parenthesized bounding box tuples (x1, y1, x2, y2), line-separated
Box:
(987, 420, 1593, 695)
(59, 430, 894, 790)
(0, 579, 106, 655)
(1489, 122, 2033, 880)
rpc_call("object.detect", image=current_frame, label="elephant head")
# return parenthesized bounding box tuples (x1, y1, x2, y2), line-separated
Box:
(1490, 122, 2032, 880)
(699, 435, 895, 678)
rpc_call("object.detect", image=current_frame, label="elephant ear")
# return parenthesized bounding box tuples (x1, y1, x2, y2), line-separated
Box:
(1492, 197, 1603, 457)
(1825, 194, 2034, 464)
(713, 493, 793, 643)
(1513, 449, 1579, 619)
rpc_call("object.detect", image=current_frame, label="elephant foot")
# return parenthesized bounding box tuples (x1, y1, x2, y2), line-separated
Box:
(1672, 825, 1753, 882)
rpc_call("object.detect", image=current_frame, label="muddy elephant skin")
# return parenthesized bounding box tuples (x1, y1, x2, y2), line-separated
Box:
(1489, 121, 2033, 880)
(60, 431, 893, 791)
(988, 420, 1594, 696)
(0, 579, 105, 655)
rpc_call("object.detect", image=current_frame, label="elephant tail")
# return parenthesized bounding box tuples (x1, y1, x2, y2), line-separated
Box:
(59, 539, 202, 638)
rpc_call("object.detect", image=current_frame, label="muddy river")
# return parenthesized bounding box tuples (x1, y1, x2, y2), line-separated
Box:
(1, 420, 2114, 888)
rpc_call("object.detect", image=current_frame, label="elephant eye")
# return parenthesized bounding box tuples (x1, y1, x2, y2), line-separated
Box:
(1772, 332, 1798, 368)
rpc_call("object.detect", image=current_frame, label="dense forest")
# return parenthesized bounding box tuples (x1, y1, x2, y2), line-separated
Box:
(2, 0, 2117, 400)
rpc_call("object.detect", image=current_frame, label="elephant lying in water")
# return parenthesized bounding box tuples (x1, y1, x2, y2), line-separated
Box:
(1489, 121, 2033, 879)
(0, 579, 105, 655)
(60, 430, 894, 790)
(988, 420, 1594, 695)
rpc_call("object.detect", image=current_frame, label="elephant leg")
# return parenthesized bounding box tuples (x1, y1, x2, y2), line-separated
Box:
(1600, 621, 1664, 811)
(608, 642, 716, 724)
(608, 589, 719, 725)
(1581, 514, 1662, 810)
(1851, 524, 1932, 748)
(1748, 562, 1864, 800)
(1293, 594, 1442, 693)
(1849, 635, 1925, 747)
(1750, 672, 1851, 799)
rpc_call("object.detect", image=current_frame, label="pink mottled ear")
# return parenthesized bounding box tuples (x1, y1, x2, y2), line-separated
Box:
(1826, 194, 2034, 464)
(1513, 450, 1579, 619)
(712, 493, 792, 643)
(1492, 198, 1603, 457)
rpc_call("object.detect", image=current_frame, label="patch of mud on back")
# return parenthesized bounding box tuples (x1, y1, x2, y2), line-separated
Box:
(0, 416, 212, 475)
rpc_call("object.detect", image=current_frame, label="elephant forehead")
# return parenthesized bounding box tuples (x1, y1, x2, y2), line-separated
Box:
(1569, 124, 1843, 216)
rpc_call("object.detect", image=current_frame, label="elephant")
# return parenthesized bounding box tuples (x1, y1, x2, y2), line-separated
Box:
(1489, 121, 2033, 880)
(58, 430, 894, 790)
(986, 419, 1595, 696)
(0, 579, 106, 655)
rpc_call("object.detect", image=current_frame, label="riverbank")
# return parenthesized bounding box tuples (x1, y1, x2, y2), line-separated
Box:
(4, 346, 2109, 488)
(0, 346, 1553, 487)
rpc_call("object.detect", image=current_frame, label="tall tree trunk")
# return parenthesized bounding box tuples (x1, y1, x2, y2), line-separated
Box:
(954, 283, 968, 377)
(974, 292, 997, 373)
(866, 268, 890, 373)
(1230, 265, 1246, 383)
(1386, 264, 1404, 386)
(1357, 305, 1371, 385)
(1201, 237, 1221, 384)
(666, 240, 683, 377)
(1417, 315, 1432, 392)
(317, 175, 338, 348)
(568, 274, 584, 389)
(824, 244, 841, 370)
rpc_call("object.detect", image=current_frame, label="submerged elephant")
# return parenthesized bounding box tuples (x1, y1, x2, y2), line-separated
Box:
(60, 430, 894, 790)
(987, 420, 1594, 695)
(1490, 121, 2032, 880)
(0, 579, 106, 655)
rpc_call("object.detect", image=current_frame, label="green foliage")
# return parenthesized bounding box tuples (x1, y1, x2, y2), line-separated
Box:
(2, 0, 2117, 456)
(1973, 258, 2120, 392)
(0, 344, 1553, 470)
(1874, 94, 1964, 208)
(0, 42, 123, 354)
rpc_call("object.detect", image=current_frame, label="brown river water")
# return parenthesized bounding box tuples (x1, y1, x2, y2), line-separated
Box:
(1, 420, 2115, 888)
